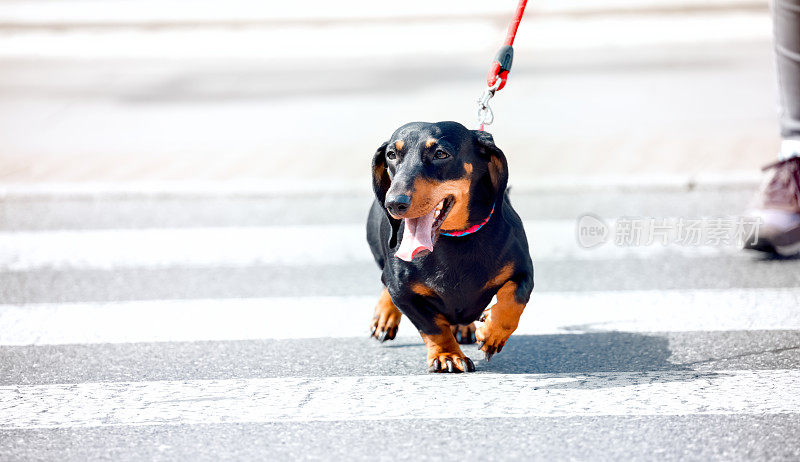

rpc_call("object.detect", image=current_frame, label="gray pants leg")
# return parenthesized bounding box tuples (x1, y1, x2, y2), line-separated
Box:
(774, 0, 800, 139)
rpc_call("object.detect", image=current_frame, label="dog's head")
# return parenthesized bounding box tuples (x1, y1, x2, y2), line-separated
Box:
(372, 121, 508, 261)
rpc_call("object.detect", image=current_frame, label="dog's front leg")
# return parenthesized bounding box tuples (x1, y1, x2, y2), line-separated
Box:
(370, 288, 402, 342)
(476, 280, 527, 360)
(419, 314, 476, 373)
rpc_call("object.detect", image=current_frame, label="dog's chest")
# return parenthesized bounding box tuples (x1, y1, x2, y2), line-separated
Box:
(391, 254, 496, 314)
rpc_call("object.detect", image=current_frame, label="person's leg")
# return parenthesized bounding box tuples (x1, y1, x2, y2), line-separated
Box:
(775, 0, 800, 153)
(744, 0, 800, 256)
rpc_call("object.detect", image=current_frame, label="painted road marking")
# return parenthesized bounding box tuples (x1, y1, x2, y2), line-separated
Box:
(1, 370, 797, 429)
(0, 220, 746, 271)
(1, 288, 798, 345)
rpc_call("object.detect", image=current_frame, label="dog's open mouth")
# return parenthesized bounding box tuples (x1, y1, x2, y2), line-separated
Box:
(395, 196, 454, 262)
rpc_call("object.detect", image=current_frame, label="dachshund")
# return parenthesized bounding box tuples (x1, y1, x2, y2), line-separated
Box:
(366, 121, 534, 373)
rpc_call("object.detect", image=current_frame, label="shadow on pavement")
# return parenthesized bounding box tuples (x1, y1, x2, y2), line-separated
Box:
(482, 332, 690, 374)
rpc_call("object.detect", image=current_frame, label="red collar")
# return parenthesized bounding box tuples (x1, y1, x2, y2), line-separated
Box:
(440, 205, 495, 237)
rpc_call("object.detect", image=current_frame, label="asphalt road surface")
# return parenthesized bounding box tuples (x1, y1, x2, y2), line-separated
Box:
(1, 183, 800, 461)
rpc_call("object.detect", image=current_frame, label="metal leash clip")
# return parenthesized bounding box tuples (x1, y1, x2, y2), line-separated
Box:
(476, 79, 502, 129)
(475, 0, 526, 130)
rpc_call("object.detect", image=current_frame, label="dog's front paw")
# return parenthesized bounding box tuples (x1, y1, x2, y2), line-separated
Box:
(370, 289, 402, 342)
(421, 317, 476, 373)
(475, 310, 515, 361)
(451, 323, 477, 344)
(428, 352, 475, 373)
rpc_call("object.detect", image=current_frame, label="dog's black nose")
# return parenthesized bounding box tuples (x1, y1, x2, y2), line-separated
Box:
(385, 194, 411, 216)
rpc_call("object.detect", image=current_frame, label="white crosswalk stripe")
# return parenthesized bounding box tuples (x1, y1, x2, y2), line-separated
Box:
(1, 370, 798, 429)
(1, 288, 799, 345)
(0, 220, 745, 271)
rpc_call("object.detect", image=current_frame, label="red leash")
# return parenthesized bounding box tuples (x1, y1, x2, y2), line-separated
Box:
(477, 0, 527, 130)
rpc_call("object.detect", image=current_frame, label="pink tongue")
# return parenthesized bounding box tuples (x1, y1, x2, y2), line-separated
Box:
(395, 208, 437, 262)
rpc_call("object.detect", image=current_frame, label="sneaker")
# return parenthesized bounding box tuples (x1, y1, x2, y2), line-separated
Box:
(743, 155, 800, 256)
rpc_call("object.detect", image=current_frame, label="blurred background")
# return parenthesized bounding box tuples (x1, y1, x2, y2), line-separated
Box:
(0, 0, 778, 187)
(4, 2, 800, 460)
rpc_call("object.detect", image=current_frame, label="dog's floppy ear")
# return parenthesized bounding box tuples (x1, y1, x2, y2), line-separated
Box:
(473, 130, 509, 200)
(372, 141, 401, 247)
(372, 141, 391, 204)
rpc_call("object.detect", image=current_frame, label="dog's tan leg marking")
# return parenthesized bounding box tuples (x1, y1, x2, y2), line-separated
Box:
(420, 315, 474, 372)
(476, 280, 526, 360)
(370, 288, 402, 341)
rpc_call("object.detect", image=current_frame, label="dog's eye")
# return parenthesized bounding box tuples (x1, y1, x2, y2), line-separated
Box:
(386, 151, 397, 160)
(434, 150, 450, 159)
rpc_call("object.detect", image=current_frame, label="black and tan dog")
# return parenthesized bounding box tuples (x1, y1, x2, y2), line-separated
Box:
(367, 121, 534, 373)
